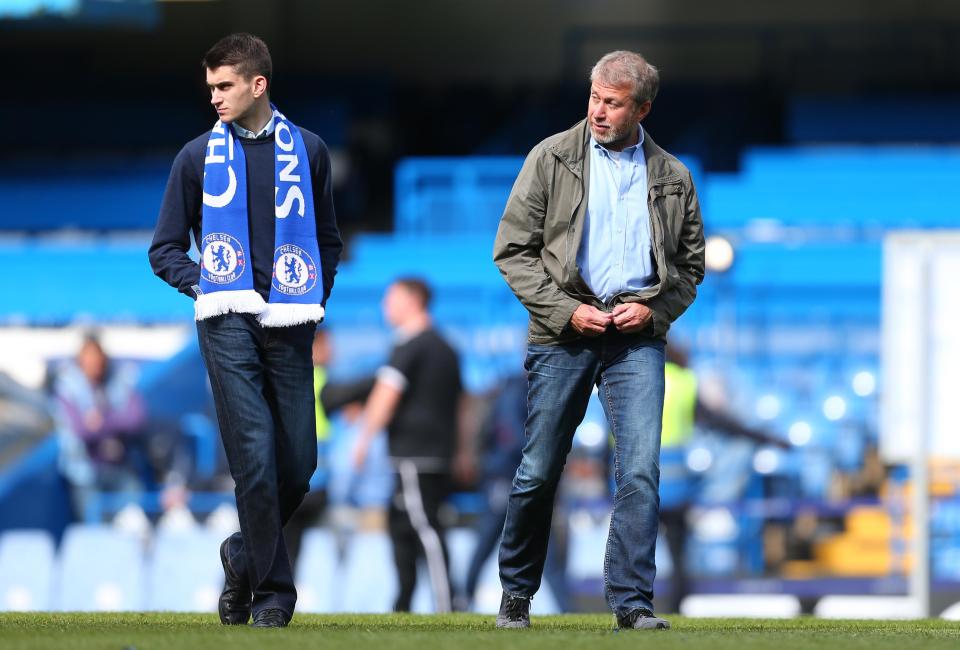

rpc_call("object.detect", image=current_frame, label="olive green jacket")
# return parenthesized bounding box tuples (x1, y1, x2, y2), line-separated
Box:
(493, 119, 705, 344)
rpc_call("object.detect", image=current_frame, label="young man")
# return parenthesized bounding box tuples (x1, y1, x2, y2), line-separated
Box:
(352, 278, 464, 613)
(492, 50, 705, 630)
(149, 33, 342, 627)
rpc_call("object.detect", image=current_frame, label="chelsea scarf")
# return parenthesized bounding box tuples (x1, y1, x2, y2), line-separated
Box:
(196, 105, 325, 327)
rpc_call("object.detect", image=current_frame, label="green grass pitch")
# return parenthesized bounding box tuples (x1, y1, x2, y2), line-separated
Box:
(0, 613, 958, 650)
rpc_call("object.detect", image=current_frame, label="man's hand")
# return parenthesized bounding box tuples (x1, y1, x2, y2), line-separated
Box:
(570, 304, 613, 336)
(611, 303, 653, 333)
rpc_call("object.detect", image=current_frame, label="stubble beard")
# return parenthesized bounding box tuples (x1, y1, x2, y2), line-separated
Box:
(591, 122, 637, 149)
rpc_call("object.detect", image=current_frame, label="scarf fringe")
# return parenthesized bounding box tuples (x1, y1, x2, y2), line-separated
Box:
(194, 290, 266, 321)
(258, 302, 326, 327)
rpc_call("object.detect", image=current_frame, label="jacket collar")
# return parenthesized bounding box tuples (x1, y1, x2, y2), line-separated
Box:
(547, 118, 681, 184)
(545, 119, 590, 175)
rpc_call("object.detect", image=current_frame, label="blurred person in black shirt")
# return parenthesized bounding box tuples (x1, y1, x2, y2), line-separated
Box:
(352, 278, 465, 613)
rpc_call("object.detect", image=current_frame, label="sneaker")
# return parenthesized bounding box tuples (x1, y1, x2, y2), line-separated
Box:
(251, 608, 289, 628)
(218, 539, 251, 625)
(617, 608, 671, 630)
(495, 592, 531, 629)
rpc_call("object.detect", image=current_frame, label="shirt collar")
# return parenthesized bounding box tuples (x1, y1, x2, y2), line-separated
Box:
(591, 124, 645, 161)
(231, 115, 276, 139)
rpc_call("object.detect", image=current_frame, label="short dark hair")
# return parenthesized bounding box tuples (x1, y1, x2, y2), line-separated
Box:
(393, 277, 432, 310)
(202, 33, 272, 90)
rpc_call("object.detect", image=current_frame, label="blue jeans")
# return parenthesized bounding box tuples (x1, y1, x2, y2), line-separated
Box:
(498, 332, 665, 617)
(196, 313, 318, 619)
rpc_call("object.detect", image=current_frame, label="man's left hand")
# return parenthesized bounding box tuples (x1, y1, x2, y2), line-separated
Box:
(611, 303, 653, 333)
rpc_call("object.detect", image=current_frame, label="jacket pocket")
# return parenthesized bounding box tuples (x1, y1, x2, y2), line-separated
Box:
(654, 183, 684, 257)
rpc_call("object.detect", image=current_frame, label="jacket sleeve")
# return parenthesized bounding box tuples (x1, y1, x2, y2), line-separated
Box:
(644, 170, 706, 337)
(148, 145, 202, 299)
(312, 141, 343, 307)
(493, 147, 581, 336)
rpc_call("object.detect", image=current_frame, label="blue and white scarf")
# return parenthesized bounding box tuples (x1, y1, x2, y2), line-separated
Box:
(197, 105, 325, 327)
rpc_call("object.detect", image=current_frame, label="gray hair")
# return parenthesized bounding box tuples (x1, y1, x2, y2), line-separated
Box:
(590, 50, 659, 105)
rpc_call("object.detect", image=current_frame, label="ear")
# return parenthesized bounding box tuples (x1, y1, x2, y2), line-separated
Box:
(635, 100, 652, 122)
(252, 75, 268, 98)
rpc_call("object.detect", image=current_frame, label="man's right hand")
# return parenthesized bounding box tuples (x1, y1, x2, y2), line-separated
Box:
(570, 304, 613, 336)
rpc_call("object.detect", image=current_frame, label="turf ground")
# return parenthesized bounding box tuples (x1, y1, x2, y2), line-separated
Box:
(0, 613, 958, 650)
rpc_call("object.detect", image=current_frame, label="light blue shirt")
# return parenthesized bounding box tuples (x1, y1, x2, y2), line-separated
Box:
(231, 116, 275, 139)
(577, 125, 656, 303)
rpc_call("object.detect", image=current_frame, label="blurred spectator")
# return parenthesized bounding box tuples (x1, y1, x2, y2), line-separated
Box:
(656, 342, 788, 613)
(352, 278, 465, 613)
(460, 370, 570, 612)
(285, 328, 377, 567)
(53, 334, 147, 521)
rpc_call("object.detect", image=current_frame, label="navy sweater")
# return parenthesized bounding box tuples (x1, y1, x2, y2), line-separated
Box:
(149, 127, 343, 305)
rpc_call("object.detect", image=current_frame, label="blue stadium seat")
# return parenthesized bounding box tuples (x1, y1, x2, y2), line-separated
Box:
(294, 528, 340, 613)
(0, 529, 55, 611)
(56, 524, 145, 611)
(394, 157, 523, 235)
(338, 531, 397, 612)
(145, 527, 223, 612)
(444, 527, 477, 598)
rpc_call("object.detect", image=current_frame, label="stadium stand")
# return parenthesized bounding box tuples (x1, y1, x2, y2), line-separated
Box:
(3, 142, 960, 612)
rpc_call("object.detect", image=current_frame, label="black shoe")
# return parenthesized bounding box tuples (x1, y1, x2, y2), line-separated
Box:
(252, 608, 289, 628)
(218, 539, 251, 625)
(495, 592, 531, 629)
(616, 608, 671, 630)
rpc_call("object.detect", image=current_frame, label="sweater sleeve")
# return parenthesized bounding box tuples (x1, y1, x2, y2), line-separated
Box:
(311, 140, 343, 307)
(149, 143, 203, 299)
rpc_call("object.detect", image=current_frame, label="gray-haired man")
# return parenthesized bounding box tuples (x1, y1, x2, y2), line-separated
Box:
(493, 50, 705, 630)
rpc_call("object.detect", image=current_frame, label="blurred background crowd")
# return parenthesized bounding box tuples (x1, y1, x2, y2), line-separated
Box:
(1, 0, 960, 619)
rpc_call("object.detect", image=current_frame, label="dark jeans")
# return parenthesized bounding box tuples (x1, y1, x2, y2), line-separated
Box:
(499, 332, 665, 617)
(197, 313, 317, 619)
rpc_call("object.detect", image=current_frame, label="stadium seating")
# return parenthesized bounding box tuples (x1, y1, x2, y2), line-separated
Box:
(0, 530, 56, 611)
(5, 141, 960, 596)
(56, 525, 145, 611)
(338, 531, 399, 612)
(294, 528, 340, 613)
(0, 161, 168, 232)
(145, 527, 223, 612)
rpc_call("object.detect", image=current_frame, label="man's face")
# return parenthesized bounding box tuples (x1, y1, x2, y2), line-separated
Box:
(77, 341, 107, 385)
(382, 284, 418, 327)
(206, 65, 262, 124)
(587, 81, 651, 149)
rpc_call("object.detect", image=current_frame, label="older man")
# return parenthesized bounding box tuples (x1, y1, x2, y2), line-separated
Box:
(492, 50, 705, 630)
